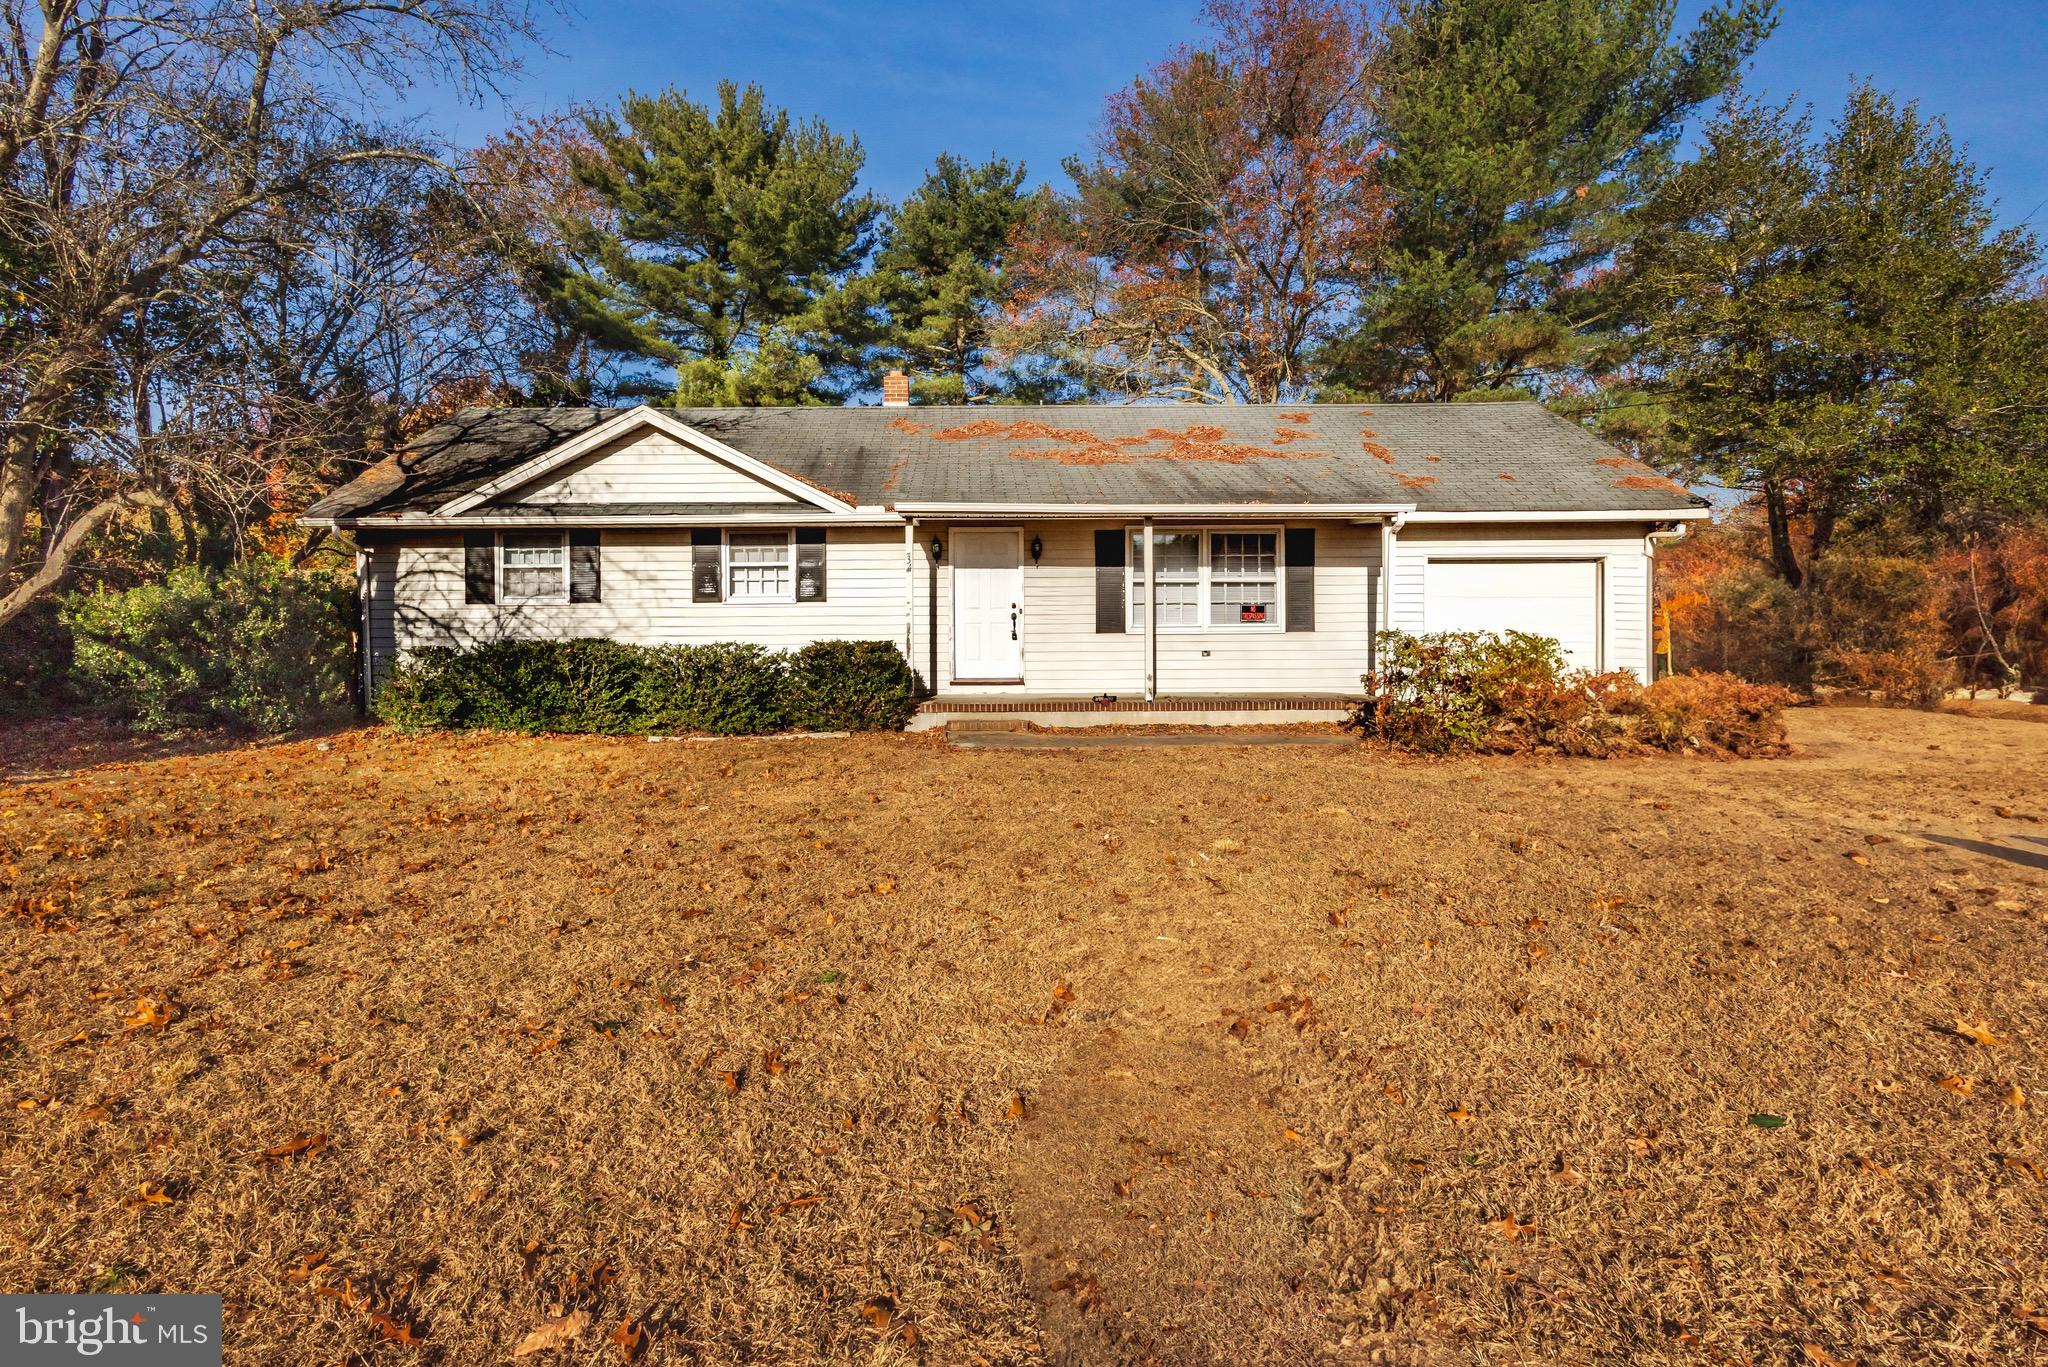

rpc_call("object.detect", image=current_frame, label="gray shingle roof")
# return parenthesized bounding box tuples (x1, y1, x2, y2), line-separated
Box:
(303, 402, 1705, 521)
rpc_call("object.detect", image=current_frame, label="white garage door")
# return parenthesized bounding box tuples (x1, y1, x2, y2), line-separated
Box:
(1424, 559, 1602, 672)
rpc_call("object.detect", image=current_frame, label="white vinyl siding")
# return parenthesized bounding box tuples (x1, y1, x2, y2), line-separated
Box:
(1391, 522, 1654, 681)
(928, 520, 1382, 696)
(500, 428, 800, 505)
(368, 529, 903, 685)
(364, 544, 398, 691)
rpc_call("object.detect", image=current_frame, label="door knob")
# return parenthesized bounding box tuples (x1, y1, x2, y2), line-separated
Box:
(1010, 605, 1018, 640)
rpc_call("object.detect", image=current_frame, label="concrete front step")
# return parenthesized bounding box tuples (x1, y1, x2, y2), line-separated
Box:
(910, 695, 1357, 733)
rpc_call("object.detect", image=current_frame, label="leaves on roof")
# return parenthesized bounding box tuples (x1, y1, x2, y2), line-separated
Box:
(931, 418, 1318, 467)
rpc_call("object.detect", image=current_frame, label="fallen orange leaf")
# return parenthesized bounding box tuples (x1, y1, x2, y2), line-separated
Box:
(262, 1133, 328, 1161)
(1954, 1017, 2006, 1048)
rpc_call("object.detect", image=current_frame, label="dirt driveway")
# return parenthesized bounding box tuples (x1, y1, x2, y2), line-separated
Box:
(2, 706, 2043, 1364)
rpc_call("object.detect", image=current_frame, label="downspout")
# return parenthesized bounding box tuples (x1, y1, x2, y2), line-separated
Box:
(1377, 512, 1406, 675)
(1645, 521, 1687, 680)
(1143, 518, 1156, 703)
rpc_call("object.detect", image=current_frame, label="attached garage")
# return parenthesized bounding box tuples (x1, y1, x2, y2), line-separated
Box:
(1423, 559, 1603, 672)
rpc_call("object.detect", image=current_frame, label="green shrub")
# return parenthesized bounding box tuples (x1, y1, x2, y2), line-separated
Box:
(639, 643, 789, 735)
(1352, 630, 1571, 753)
(62, 556, 354, 734)
(369, 647, 466, 731)
(372, 638, 913, 735)
(1354, 630, 1794, 757)
(783, 640, 915, 732)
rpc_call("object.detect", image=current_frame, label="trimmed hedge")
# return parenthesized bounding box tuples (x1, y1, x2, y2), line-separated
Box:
(1353, 630, 1795, 757)
(372, 638, 916, 735)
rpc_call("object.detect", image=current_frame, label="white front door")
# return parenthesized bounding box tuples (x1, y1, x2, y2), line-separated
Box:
(952, 528, 1024, 682)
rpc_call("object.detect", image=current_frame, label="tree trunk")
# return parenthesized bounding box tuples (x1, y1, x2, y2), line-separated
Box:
(1807, 494, 1838, 567)
(0, 490, 165, 628)
(0, 448, 37, 591)
(1763, 478, 1804, 587)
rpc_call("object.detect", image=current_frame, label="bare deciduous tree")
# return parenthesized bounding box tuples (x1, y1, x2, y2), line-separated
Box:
(0, 0, 541, 625)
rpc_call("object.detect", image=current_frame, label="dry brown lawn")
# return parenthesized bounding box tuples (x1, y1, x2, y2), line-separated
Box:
(2, 707, 2045, 1366)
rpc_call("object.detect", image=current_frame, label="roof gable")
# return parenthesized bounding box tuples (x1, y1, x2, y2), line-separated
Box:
(438, 408, 856, 516)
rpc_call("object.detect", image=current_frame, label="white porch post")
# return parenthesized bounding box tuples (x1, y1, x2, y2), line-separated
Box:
(903, 519, 916, 673)
(1143, 518, 1156, 702)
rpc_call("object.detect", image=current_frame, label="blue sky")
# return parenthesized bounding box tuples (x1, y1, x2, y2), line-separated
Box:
(416, 0, 2048, 230)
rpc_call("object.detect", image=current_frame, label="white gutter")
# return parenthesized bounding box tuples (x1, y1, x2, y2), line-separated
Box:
(308, 512, 903, 530)
(1645, 522, 1690, 556)
(1398, 508, 1711, 524)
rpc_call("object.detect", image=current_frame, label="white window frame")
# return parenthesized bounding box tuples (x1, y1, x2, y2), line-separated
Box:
(724, 528, 796, 603)
(1126, 524, 1284, 633)
(498, 530, 570, 605)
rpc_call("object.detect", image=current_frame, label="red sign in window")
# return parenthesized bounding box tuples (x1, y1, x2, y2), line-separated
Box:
(1239, 603, 1267, 623)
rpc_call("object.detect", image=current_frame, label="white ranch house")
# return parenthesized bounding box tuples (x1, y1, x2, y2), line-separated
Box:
(302, 394, 1708, 729)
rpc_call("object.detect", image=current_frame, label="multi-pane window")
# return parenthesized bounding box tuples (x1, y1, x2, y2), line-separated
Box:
(1208, 531, 1278, 626)
(1127, 527, 1280, 631)
(1128, 530, 1200, 630)
(727, 530, 793, 601)
(501, 532, 567, 603)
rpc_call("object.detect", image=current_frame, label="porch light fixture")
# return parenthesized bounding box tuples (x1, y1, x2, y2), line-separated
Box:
(1029, 535, 1043, 564)
(929, 534, 944, 561)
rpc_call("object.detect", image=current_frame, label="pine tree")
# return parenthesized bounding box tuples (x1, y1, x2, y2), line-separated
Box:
(1600, 87, 2046, 585)
(558, 82, 884, 405)
(1321, 0, 1775, 401)
(867, 154, 1041, 403)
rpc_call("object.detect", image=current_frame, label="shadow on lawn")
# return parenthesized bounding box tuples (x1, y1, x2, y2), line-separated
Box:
(0, 713, 364, 784)
(1914, 831, 2048, 872)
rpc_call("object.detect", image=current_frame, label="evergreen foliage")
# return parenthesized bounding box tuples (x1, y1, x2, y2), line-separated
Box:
(372, 639, 917, 735)
(558, 83, 885, 405)
(1598, 86, 2047, 584)
(1321, 0, 1775, 400)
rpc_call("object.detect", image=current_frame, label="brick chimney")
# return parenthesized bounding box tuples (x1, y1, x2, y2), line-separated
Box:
(881, 369, 911, 407)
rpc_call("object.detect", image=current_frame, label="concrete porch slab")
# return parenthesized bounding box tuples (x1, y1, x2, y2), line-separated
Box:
(947, 730, 1358, 749)
(907, 694, 1358, 733)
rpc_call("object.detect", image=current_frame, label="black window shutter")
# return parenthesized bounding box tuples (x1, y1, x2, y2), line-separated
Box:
(569, 529, 601, 603)
(1284, 527, 1315, 632)
(463, 532, 495, 605)
(691, 528, 723, 602)
(794, 528, 827, 602)
(1094, 528, 1126, 634)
